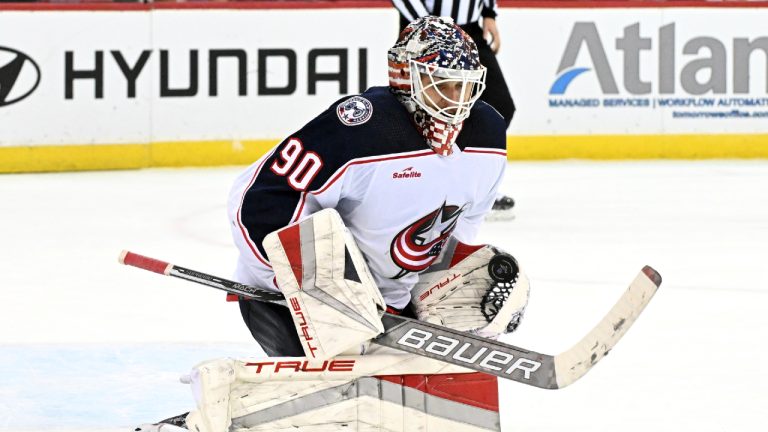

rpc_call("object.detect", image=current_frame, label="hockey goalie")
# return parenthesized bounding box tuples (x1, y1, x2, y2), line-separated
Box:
(139, 208, 529, 432)
(127, 14, 663, 432)
(138, 16, 526, 431)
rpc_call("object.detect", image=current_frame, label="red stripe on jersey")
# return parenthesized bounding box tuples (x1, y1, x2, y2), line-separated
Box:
(376, 372, 499, 412)
(463, 148, 507, 157)
(292, 192, 308, 223)
(311, 150, 435, 195)
(277, 223, 303, 290)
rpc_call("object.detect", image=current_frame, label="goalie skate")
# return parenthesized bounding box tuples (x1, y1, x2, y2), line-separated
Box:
(134, 412, 189, 432)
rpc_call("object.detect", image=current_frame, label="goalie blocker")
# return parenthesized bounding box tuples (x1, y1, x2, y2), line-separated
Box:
(263, 208, 386, 359)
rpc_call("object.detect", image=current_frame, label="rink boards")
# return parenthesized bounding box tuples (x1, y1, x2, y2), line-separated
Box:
(1, 1, 767, 172)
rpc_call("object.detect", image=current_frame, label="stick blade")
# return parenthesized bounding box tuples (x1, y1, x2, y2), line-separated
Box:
(553, 266, 661, 388)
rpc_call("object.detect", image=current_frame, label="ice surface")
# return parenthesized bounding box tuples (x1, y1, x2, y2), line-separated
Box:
(1, 161, 766, 431)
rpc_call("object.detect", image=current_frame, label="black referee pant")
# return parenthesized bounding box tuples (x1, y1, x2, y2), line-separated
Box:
(461, 22, 516, 128)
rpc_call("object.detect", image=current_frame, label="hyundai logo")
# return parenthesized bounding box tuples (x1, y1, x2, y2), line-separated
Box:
(0, 46, 41, 107)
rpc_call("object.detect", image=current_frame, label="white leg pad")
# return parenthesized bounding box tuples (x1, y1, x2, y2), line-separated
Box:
(185, 352, 500, 432)
(184, 358, 237, 432)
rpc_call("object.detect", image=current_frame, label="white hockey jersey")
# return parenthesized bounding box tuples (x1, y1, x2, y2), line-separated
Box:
(228, 86, 506, 309)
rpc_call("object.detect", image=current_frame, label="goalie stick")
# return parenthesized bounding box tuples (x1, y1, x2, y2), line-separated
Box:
(118, 250, 661, 389)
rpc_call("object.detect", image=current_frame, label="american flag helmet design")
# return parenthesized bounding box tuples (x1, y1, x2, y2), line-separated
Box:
(387, 16, 486, 155)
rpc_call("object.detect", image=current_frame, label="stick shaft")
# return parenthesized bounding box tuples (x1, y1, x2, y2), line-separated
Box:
(119, 250, 285, 303)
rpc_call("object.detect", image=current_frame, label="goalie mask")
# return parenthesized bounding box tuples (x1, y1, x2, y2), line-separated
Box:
(388, 16, 487, 156)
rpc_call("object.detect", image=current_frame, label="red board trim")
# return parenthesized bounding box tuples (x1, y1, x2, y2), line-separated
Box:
(2, 0, 766, 11)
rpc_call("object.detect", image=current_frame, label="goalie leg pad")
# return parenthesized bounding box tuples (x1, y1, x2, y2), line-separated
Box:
(410, 238, 530, 338)
(263, 208, 386, 360)
(182, 359, 237, 432)
(186, 356, 500, 432)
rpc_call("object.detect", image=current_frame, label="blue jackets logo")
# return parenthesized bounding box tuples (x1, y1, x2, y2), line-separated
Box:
(390, 202, 463, 278)
(337, 96, 373, 126)
(0, 47, 41, 107)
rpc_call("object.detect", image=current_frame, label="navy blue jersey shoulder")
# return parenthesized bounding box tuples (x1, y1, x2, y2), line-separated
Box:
(238, 87, 425, 259)
(299, 86, 427, 174)
(455, 100, 507, 151)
